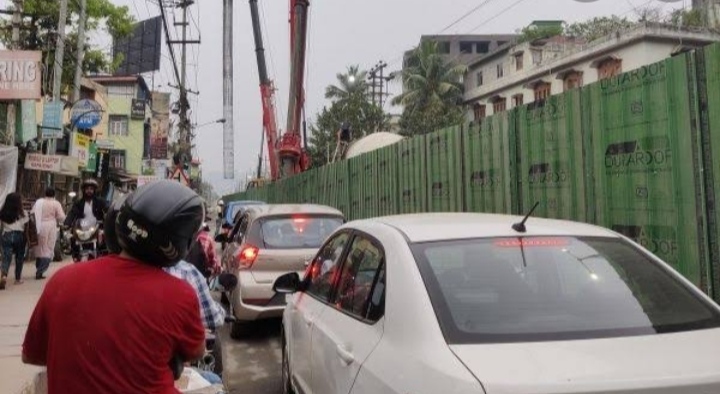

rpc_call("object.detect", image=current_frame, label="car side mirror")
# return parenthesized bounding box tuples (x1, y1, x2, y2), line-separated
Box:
(273, 272, 301, 294)
(215, 233, 227, 243)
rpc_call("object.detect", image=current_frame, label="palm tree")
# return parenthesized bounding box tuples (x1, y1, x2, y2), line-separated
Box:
(392, 41, 467, 123)
(325, 65, 368, 103)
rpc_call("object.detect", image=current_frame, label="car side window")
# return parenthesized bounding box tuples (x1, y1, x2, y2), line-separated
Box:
(306, 233, 350, 301)
(335, 236, 385, 322)
(232, 215, 249, 243)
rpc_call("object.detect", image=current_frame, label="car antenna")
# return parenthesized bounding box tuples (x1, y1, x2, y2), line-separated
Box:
(512, 201, 540, 233)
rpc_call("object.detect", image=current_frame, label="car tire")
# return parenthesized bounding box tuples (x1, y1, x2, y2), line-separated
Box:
(282, 329, 295, 394)
(230, 320, 252, 339)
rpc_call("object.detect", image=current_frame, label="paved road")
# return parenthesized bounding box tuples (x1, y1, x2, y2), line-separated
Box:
(220, 318, 283, 394)
(0, 260, 71, 394)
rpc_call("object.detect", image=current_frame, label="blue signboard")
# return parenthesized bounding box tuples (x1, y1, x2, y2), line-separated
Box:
(41, 101, 63, 139)
(70, 99, 103, 129)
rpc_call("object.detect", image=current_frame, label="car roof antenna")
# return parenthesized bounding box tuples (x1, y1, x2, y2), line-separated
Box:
(512, 201, 540, 233)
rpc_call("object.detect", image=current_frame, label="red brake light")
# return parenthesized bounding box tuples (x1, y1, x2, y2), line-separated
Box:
(236, 245, 259, 269)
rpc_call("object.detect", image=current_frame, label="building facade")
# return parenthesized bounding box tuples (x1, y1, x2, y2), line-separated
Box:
(407, 34, 519, 67)
(90, 75, 152, 176)
(463, 23, 720, 121)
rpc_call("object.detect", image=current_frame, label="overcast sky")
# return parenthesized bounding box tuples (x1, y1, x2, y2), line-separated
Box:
(108, 0, 686, 196)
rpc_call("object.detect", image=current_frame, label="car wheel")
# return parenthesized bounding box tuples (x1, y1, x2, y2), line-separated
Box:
(230, 320, 252, 339)
(282, 329, 295, 394)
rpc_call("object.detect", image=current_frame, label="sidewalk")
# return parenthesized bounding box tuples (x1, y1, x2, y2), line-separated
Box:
(0, 260, 70, 394)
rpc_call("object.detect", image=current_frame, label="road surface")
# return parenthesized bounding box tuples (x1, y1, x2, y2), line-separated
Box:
(219, 318, 284, 394)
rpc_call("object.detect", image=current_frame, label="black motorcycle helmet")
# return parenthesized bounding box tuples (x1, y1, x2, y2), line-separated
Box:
(116, 180, 205, 268)
(104, 193, 130, 255)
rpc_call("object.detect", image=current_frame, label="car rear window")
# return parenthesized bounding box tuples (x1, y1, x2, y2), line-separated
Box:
(228, 201, 264, 221)
(411, 236, 720, 344)
(259, 215, 343, 249)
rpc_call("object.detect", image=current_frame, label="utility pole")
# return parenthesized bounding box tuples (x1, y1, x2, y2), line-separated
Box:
(4, 0, 23, 147)
(222, 0, 234, 179)
(72, 0, 87, 103)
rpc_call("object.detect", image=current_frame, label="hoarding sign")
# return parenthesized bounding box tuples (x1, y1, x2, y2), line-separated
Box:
(70, 99, 103, 129)
(0, 146, 18, 208)
(19, 100, 37, 144)
(137, 175, 159, 187)
(0, 50, 42, 99)
(95, 139, 114, 150)
(86, 142, 98, 172)
(24, 153, 62, 172)
(41, 101, 63, 139)
(95, 151, 110, 180)
(70, 132, 91, 167)
(131, 99, 146, 119)
(150, 115, 169, 159)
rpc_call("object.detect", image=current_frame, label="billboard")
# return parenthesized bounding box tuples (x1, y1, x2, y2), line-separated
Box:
(0, 51, 41, 99)
(112, 16, 162, 75)
(150, 92, 170, 159)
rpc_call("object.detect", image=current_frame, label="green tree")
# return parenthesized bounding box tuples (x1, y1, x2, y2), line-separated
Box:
(0, 0, 134, 95)
(325, 65, 368, 103)
(307, 66, 388, 166)
(392, 40, 467, 136)
(564, 16, 635, 42)
(518, 25, 564, 43)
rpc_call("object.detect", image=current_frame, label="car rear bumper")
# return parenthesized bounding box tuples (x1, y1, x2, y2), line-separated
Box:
(232, 271, 288, 321)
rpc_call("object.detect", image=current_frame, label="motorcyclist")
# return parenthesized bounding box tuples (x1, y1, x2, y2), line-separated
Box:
(22, 180, 206, 394)
(64, 179, 109, 261)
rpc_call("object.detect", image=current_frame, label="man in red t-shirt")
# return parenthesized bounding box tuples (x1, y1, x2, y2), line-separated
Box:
(23, 180, 208, 394)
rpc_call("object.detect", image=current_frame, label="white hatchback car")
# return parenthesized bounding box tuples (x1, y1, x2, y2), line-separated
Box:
(220, 204, 344, 338)
(273, 213, 720, 394)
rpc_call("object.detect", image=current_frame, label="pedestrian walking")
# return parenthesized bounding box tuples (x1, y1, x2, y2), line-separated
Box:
(0, 193, 30, 289)
(31, 188, 66, 280)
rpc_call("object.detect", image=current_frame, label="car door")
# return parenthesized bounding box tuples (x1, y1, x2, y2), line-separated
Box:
(287, 232, 351, 394)
(310, 233, 386, 394)
(222, 214, 249, 271)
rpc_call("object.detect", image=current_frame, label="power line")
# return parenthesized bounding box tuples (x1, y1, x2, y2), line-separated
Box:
(439, 0, 500, 34)
(468, 0, 531, 33)
(157, 0, 181, 86)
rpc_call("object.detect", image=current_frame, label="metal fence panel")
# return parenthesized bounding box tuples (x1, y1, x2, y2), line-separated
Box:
(426, 126, 464, 212)
(398, 135, 428, 213)
(515, 90, 587, 221)
(377, 144, 399, 216)
(585, 55, 707, 290)
(463, 113, 513, 214)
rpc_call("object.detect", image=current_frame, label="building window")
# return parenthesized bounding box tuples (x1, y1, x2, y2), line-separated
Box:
(515, 54, 524, 71)
(459, 42, 473, 54)
(109, 115, 129, 136)
(476, 41, 490, 54)
(438, 41, 451, 54)
(476, 72, 484, 87)
(492, 98, 507, 114)
(598, 58, 622, 80)
(564, 72, 583, 91)
(497, 64, 504, 78)
(109, 150, 126, 170)
(531, 49, 542, 65)
(534, 82, 552, 102)
(473, 103, 486, 121)
(512, 94, 524, 107)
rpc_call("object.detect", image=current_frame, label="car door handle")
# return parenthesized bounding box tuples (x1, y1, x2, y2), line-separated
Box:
(336, 345, 354, 366)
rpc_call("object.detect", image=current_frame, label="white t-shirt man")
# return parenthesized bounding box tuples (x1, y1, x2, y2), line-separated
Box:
(83, 201, 98, 227)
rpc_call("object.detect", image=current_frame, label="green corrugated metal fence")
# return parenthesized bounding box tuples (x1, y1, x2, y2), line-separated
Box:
(223, 42, 720, 299)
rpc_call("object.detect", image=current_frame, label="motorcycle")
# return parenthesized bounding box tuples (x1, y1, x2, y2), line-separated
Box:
(72, 219, 105, 262)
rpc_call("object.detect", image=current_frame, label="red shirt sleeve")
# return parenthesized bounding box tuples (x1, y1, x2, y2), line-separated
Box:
(171, 281, 206, 360)
(22, 276, 57, 365)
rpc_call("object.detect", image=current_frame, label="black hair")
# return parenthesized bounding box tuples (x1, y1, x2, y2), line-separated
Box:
(0, 193, 25, 224)
(45, 188, 56, 197)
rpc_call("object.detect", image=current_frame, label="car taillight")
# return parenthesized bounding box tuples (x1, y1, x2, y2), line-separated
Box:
(236, 245, 259, 269)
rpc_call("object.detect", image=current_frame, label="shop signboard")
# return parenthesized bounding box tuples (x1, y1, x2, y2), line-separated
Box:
(0, 50, 42, 99)
(40, 101, 63, 139)
(70, 132, 91, 167)
(19, 100, 37, 144)
(70, 99, 103, 129)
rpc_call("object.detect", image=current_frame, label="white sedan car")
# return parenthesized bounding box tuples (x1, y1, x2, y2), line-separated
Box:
(273, 213, 720, 394)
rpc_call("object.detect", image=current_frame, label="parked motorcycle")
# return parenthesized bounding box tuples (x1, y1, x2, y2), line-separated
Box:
(72, 219, 105, 262)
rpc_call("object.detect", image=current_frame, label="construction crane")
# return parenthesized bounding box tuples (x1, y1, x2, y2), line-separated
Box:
(248, 0, 310, 181)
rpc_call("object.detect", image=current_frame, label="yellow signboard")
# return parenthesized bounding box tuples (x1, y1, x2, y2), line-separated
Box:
(70, 132, 91, 168)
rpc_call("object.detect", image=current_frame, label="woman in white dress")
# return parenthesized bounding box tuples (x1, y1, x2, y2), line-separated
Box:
(32, 188, 66, 279)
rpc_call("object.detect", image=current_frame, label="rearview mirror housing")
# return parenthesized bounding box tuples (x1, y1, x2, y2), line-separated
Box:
(273, 272, 301, 294)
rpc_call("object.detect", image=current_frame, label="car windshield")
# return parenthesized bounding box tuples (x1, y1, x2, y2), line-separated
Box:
(411, 236, 720, 344)
(260, 216, 343, 249)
